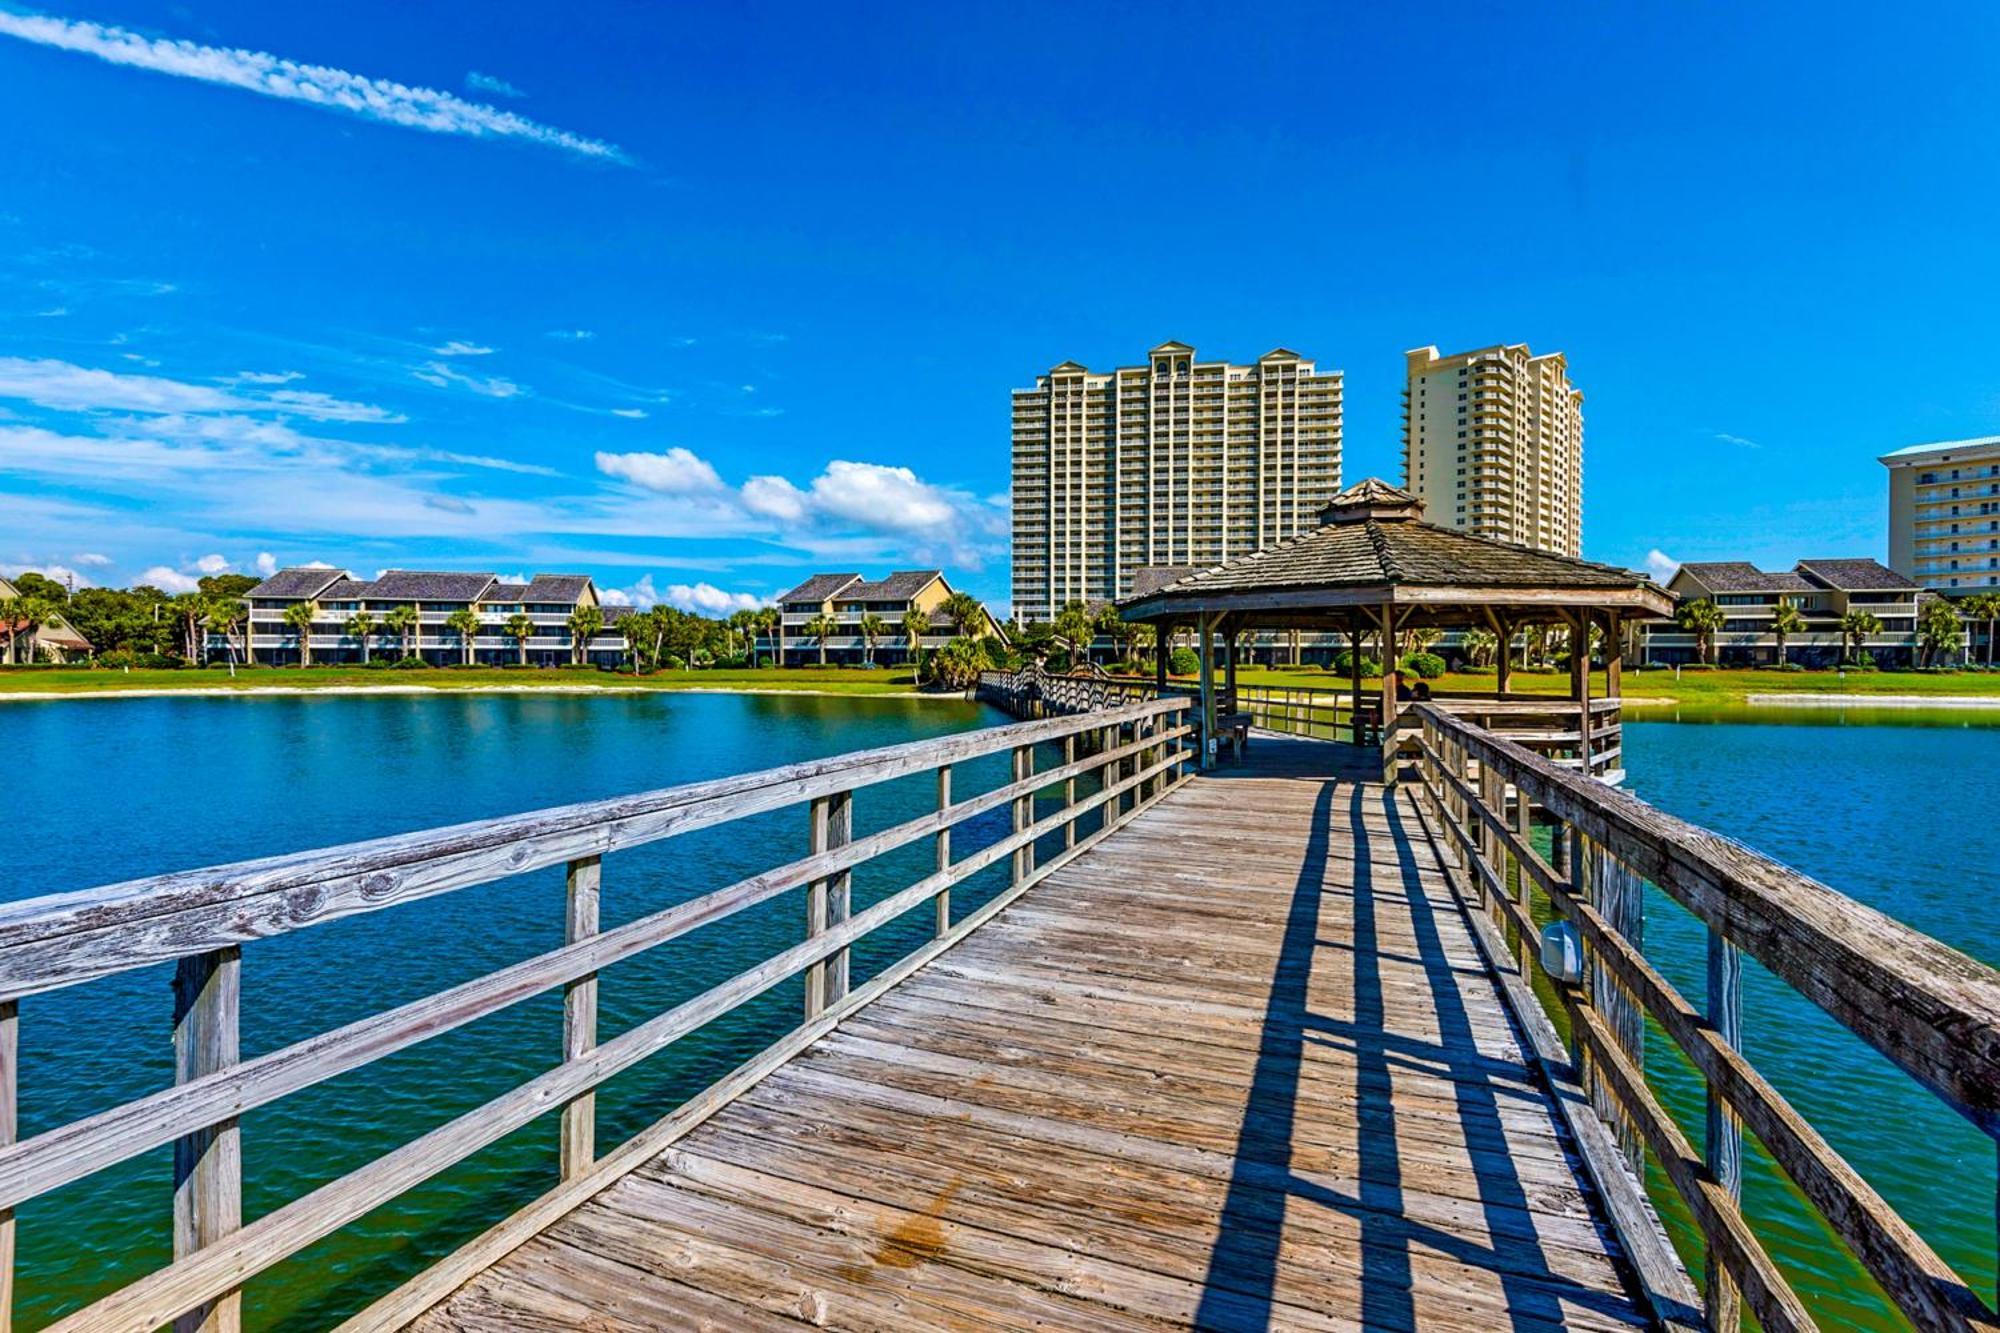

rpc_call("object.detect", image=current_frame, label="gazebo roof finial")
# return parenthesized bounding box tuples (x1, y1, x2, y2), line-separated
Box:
(1319, 478, 1423, 525)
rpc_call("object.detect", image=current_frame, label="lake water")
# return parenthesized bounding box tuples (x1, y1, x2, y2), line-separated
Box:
(2, 693, 1993, 1328)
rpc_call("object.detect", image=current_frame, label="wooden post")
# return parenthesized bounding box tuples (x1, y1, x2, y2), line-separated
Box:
(1495, 613, 1513, 696)
(804, 789, 852, 1018)
(1705, 928, 1744, 1329)
(1063, 734, 1078, 848)
(1349, 622, 1365, 745)
(1513, 785, 1533, 973)
(1569, 611, 1592, 776)
(1223, 621, 1239, 704)
(1378, 603, 1400, 784)
(1197, 614, 1216, 768)
(560, 855, 601, 1180)
(1592, 841, 1644, 1170)
(172, 947, 242, 1333)
(0, 998, 15, 1333)
(1155, 623, 1170, 691)
(1012, 744, 1034, 884)
(934, 766, 952, 936)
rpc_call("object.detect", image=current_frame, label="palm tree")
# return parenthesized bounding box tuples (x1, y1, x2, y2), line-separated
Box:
(858, 612, 888, 666)
(941, 590, 985, 639)
(1839, 609, 1882, 666)
(755, 606, 781, 666)
(381, 604, 420, 661)
(0, 596, 20, 666)
(346, 610, 376, 664)
(614, 613, 648, 673)
(1768, 598, 1806, 667)
(566, 605, 605, 667)
(1676, 598, 1726, 665)
(167, 592, 208, 662)
(445, 607, 483, 666)
(282, 600, 317, 667)
(206, 597, 247, 673)
(504, 612, 536, 665)
(1916, 597, 1963, 668)
(900, 608, 931, 672)
(1961, 591, 2000, 667)
(1053, 601, 1093, 667)
(726, 609, 759, 663)
(803, 612, 837, 666)
(2, 596, 55, 665)
(1460, 627, 1498, 667)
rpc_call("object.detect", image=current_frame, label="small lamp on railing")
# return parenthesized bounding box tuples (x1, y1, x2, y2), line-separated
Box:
(1540, 920, 1584, 984)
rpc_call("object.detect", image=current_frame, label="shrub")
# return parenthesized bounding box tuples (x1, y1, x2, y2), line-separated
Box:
(1331, 650, 1383, 677)
(1456, 664, 1496, 676)
(1400, 652, 1446, 680)
(391, 657, 428, 670)
(1168, 646, 1201, 676)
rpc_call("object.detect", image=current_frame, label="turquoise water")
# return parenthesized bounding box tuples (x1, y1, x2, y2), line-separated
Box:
(1621, 713, 1999, 1328)
(0, 692, 1050, 1329)
(1, 694, 1992, 1328)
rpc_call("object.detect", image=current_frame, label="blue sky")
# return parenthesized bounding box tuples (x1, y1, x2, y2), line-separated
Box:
(3, 2, 1998, 611)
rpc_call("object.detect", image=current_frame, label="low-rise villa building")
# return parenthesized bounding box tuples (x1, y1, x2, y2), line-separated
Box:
(1640, 558, 1921, 666)
(235, 567, 626, 666)
(776, 570, 1001, 665)
(0, 575, 92, 663)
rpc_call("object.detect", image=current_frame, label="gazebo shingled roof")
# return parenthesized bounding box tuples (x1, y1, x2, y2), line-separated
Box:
(1116, 479, 1672, 625)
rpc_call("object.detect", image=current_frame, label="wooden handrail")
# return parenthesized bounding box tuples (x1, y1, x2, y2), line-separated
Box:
(8, 701, 1192, 1333)
(1409, 702, 2000, 1332)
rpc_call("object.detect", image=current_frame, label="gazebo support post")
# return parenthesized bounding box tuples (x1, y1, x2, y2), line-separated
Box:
(1567, 610, 1592, 775)
(1489, 609, 1513, 697)
(1347, 617, 1365, 746)
(1223, 618, 1239, 705)
(1154, 621, 1169, 692)
(1377, 601, 1401, 785)
(1197, 612, 1217, 770)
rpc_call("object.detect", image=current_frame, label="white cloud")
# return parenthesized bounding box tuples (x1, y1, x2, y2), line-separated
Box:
(1643, 549, 1679, 583)
(0, 356, 403, 422)
(226, 369, 303, 385)
(431, 340, 494, 357)
(193, 553, 232, 575)
(546, 328, 594, 341)
(610, 407, 648, 420)
(1714, 432, 1760, 449)
(597, 574, 656, 609)
(0, 12, 626, 162)
(138, 565, 201, 593)
(464, 70, 524, 99)
(255, 551, 278, 576)
(806, 460, 961, 533)
(665, 581, 766, 615)
(412, 360, 524, 398)
(740, 474, 808, 522)
(596, 447, 723, 494)
(72, 551, 113, 567)
(34, 306, 67, 318)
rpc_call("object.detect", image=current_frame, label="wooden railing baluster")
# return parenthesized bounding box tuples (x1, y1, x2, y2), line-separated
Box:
(803, 790, 853, 1018)
(0, 998, 15, 1333)
(1063, 735, 1077, 848)
(933, 765, 952, 937)
(560, 855, 601, 1180)
(1706, 926, 1745, 1330)
(171, 947, 241, 1333)
(1011, 744, 1034, 886)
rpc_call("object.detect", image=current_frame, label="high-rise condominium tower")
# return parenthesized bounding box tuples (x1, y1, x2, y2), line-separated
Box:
(1401, 344, 1583, 556)
(1010, 341, 1343, 624)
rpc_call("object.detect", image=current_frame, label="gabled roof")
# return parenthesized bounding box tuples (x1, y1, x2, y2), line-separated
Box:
(363, 571, 499, 602)
(246, 567, 349, 600)
(1129, 565, 1198, 598)
(489, 583, 532, 601)
(1118, 477, 1670, 621)
(1674, 562, 1813, 595)
(319, 577, 374, 600)
(1260, 347, 1303, 361)
(1797, 559, 1920, 592)
(777, 573, 862, 604)
(1149, 340, 1195, 355)
(1047, 360, 1088, 374)
(522, 574, 592, 602)
(841, 570, 943, 602)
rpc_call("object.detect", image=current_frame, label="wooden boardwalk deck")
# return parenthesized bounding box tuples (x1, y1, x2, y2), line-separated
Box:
(409, 738, 1651, 1332)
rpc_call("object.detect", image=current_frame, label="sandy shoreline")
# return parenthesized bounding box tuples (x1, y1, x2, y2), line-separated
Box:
(0, 683, 952, 704)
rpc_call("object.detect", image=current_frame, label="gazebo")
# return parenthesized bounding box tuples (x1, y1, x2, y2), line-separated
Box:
(1115, 480, 1675, 780)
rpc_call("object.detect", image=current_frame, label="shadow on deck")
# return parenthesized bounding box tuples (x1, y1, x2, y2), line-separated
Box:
(411, 737, 1651, 1331)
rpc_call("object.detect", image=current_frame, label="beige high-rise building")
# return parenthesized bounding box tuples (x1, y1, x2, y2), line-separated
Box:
(1401, 344, 1583, 555)
(1880, 434, 2000, 594)
(1011, 341, 1342, 624)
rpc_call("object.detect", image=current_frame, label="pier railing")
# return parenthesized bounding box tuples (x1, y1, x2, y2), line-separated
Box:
(0, 698, 1191, 1333)
(1411, 702, 2000, 1333)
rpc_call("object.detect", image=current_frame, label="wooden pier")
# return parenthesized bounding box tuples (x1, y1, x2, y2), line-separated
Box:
(2, 696, 1996, 1331)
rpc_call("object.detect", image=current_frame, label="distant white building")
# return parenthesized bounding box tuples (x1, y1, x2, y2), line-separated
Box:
(1881, 434, 2000, 595)
(1640, 559, 1921, 666)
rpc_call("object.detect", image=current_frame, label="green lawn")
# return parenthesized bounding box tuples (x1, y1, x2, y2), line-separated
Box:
(0, 664, 930, 696)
